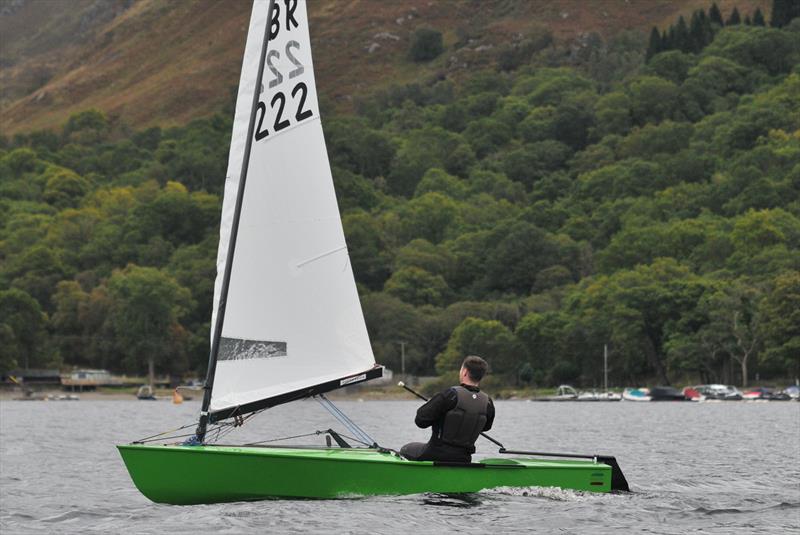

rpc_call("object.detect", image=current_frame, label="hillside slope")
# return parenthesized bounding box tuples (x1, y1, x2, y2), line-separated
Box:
(1, 0, 769, 134)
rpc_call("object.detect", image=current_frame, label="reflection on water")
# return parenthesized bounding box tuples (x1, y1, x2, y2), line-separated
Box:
(1, 399, 798, 534)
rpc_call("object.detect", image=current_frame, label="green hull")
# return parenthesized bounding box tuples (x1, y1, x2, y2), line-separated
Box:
(117, 444, 613, 504)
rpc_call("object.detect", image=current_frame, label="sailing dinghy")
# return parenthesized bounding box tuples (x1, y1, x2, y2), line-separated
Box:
(117, 0, 629, 503)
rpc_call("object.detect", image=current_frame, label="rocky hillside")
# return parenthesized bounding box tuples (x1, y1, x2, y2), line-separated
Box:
(1, 0, 769, 134)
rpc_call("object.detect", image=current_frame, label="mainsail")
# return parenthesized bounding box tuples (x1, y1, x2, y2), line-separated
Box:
(206, 0, 379, 423)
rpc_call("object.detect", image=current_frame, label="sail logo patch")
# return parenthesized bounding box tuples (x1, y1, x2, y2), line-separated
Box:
(218, 337, 287, 361)
(340, 374, 366, 386)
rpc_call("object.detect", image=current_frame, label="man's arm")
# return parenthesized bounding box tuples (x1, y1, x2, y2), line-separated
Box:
(483, 398, 495, 431)
(414, 389, 454, 428)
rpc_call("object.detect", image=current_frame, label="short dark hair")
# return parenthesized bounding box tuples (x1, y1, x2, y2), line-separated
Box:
(462, 355, 488, 382)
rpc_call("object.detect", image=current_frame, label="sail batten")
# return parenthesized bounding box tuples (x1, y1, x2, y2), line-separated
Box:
(207, 0, 379, 420)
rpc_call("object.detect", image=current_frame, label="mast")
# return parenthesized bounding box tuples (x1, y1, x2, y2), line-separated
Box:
(603, 344, 608, 394)
(196, 0, 276, 443)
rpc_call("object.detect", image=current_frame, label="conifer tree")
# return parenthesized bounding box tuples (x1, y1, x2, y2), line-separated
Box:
(689, 9, 712, 52)
(753, 8, 766, 26)
(661, 29, 671, 51)
(744, 14, 752, 25)
(770, 0, 800, 27)
(727, 7, 742, 25)
(675, 15, 691, 52)
(709, 2, 724, 26)
(646, 27, 662, 60)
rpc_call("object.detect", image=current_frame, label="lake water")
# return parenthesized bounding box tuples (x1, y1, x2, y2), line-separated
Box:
(1, 399, 798, 534)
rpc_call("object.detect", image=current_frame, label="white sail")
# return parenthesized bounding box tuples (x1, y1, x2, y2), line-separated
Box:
(210, 0, 377, 415)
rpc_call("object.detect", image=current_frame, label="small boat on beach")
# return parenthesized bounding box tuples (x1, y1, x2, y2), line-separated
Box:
(622, 388, 651, 401)
(649, 386, 687, 401)
(693, 384, 743, 401)
(782, 385, 799, 400)
(534, 385, 579, 401)
(577, 390, 622, 401)
(682, 386, 704, 401)
(743, 387, 792, 401)
(136, 385, 156, 400)
(624, 387, 686, 401)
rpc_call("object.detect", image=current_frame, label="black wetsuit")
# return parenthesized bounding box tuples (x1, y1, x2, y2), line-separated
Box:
(400, 383, 495, 463)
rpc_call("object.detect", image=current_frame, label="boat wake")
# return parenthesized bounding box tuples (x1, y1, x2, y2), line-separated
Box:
(482, 486, 602, 501)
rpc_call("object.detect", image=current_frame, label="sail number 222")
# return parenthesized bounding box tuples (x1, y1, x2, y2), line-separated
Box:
(254, 40, 313, 142)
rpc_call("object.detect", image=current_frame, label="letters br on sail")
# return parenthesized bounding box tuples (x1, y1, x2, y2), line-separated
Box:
(209, 0, 379, 418)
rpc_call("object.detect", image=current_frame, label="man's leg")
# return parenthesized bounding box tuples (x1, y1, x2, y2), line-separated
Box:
(399, 442, 428, 460)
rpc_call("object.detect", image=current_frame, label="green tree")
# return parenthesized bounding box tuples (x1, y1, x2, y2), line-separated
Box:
(3, 148, 38, 176)
(646, 50, 694, 84)
(42, 167, 90, 208)
(0, 324, 18, 374)
(567, 259, 709, 385)
(516, 312, 566, 380)
(414, 168, 467, 199)
(727, 8, 742, 26)
(0, 289, 48, 371)
(436, 317, 521, 375)
(501, 141, 572, 188)
(592, 92, 632, 137)
(703, 26, 800, 77)
(394, 238, 453, 280)
(360, 293, 424, 373)
(646, 27, 663, 60)
(409, 27, 444, 62)
(689, 10, 712, 53)
(709, 3, 724, 27)
(753, 8, 766, 26)
(106, 265, 192, 378)
(770, 0, 800, 27)
(396, 192, 463, 244)
(331, 167, 379, 212)
(384, 266, 451, 306)
(674, 16, 691, 52)
(325, 117, 395, 178)
(342, 211, 390, 290)
(5, 244, 67, 309)
(759, 271, 800, 377)
(628, 76, 680, 125)
(63, 109, 109, 145)
(50, 281, 90, 366)
(388, 127, 474, 196)
(700, 281, 763, 387)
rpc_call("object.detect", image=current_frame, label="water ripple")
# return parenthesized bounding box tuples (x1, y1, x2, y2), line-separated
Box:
(1, 400, 798, 534)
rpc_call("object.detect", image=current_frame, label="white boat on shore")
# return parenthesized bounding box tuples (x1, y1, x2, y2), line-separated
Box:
(622, 388, 651, 401)
(577, 390, 622, 401)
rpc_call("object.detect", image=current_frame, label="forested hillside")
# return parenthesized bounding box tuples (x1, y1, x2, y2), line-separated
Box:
(1, 4, 798, 390)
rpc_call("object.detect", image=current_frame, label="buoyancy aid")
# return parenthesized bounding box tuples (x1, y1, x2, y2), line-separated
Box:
(439, 386, 489, 448)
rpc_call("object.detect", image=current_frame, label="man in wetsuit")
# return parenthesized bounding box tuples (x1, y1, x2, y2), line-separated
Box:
(400, 355, 495, 463)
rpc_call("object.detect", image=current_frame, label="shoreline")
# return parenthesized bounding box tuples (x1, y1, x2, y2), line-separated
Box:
(0, 388, 421, 402)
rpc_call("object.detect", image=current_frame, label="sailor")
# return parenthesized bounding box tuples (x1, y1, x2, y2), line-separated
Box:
(400, 355, 495, 463)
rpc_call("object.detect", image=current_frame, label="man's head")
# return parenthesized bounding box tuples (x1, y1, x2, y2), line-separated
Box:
(459, 355, 488, 385)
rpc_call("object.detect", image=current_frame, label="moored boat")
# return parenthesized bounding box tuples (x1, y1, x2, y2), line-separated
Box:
(682, 386, 704, 401)
(694, 384, 742, 401)
(744, 387, 792, 401)
(577, 390, 622, 401)
(534, 385, 579, 401)
(649, 386, 687, 401)
(622, 388, 651, 401)
(136, 385, 156, 400)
